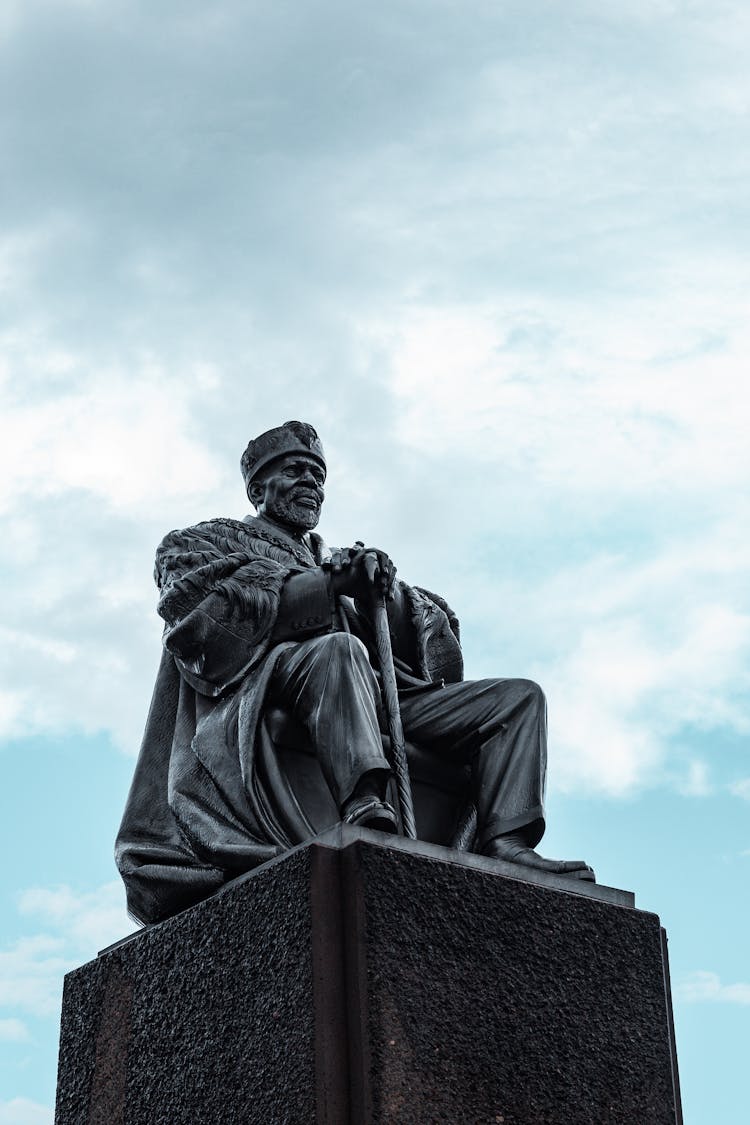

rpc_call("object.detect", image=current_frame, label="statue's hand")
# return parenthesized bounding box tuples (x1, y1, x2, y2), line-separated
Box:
(324, 546, 359, 594)
(324, 543, 397, 600)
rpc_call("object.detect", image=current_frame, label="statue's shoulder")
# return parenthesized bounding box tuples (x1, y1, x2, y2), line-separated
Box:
(155, 517, 250, 555)
(154, 517, 259, 590)
(158, 516, 252, 552)
(403, 584, 463, 684)
(154, 515, 316, 590)
(412, 586, 461, 644)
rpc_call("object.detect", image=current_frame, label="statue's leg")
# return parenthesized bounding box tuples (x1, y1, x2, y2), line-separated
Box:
(399, 678, 594, 879)
(270, 633, 393, 820)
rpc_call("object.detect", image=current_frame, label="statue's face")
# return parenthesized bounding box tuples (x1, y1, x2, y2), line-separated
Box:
(251, 453, 326, 532)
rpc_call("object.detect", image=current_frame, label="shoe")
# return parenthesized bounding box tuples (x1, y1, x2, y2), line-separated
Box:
(342, 795, 399, 834)
(483, 834, 595, 881)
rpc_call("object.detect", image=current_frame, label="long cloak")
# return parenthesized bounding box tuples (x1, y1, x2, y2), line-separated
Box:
(116, 515, 463, 925)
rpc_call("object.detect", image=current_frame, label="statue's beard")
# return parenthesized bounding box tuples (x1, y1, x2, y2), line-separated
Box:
(265, 492, 321, 533)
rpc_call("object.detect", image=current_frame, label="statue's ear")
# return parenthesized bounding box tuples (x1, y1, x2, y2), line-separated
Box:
(248, 479, 265, 509)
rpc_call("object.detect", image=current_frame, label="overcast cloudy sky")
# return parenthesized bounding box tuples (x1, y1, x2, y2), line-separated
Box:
(1, 2, 748, 1121)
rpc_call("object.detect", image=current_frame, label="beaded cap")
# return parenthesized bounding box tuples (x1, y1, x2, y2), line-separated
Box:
(240, 421, 326, 491)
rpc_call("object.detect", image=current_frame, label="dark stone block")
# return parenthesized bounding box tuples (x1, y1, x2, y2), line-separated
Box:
(342, 836, 680, 1124)
(56, 847, 317, 1125)
(56, 829, 681, 1124)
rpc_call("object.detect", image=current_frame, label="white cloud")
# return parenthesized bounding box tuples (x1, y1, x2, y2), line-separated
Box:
(0, 881, 135, 1022)
(676, 971, 750, 1005)
(0, 221, 69, 297)
(18, 881, 135, 954)
(0, 542, 160, 751)
(0, 883, 136, 1120)
(730, 778, 750, 801)
(0, 363, 225, 518)
(0, 690, 25, 735)
(0, 354, 235, 751)
(543, 600, 750, 795)
(449, 525, 750, 796)
(678, 760, 713, 797)
(0, 936, 71, 1018)
(0, 1100, 52, 1125)
(0, 0, 747, 784)
(386, 299, 750, 502)
(0, 1018, 30, 1042)
(0, 0, 749, 1116)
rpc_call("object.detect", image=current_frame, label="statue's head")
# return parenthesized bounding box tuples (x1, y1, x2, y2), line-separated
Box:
(241, 421, 327, 533)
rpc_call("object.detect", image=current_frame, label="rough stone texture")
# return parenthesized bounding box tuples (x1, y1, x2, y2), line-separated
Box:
(346, 841, 681, 1124)
(56, 830, 681, 1124)
(56, 847, 316, 1125)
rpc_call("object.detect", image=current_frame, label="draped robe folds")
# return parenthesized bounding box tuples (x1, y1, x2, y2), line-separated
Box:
(115, 515, 464, 925)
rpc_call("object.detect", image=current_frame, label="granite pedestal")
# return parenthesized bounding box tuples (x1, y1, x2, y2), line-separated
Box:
(55, 827, 682, 1124)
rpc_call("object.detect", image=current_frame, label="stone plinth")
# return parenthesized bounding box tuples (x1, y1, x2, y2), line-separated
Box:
(55, 828, 682, 1124)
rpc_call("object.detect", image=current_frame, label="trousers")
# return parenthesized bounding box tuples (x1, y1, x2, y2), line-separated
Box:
(269, 631, 547, 848)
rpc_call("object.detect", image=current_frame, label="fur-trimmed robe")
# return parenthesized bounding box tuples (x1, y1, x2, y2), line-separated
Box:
(116, 515, 463, 925)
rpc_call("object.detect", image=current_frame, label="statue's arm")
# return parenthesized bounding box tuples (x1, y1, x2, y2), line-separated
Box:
(270, 569, 337, 642)
(162, 588, 275, 695)
(156, 527, 294, 696)
(161, 562, 341, 692)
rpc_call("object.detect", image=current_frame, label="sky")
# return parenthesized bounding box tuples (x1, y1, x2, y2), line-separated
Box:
(0, 0, 748, 1120)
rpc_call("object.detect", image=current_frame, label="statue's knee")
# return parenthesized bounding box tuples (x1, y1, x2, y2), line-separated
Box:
(320, 630, 370, 664)
(517, 678, 546, 710)
(490, 677, 546, 712)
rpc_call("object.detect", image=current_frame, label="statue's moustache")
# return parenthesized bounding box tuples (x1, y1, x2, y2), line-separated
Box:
(291, 489, 321, 506)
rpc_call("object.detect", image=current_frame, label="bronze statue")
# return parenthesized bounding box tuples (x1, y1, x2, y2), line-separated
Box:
(117, 421, 593, 924)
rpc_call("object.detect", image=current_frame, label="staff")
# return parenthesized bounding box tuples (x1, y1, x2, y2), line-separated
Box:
(359, 545, 417, 839)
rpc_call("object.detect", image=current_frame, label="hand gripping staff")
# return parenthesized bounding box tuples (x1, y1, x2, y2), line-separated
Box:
(363, 552, 417, 840)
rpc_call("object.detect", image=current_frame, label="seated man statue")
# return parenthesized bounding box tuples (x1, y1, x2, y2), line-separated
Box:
(116, 421, 593, 924)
